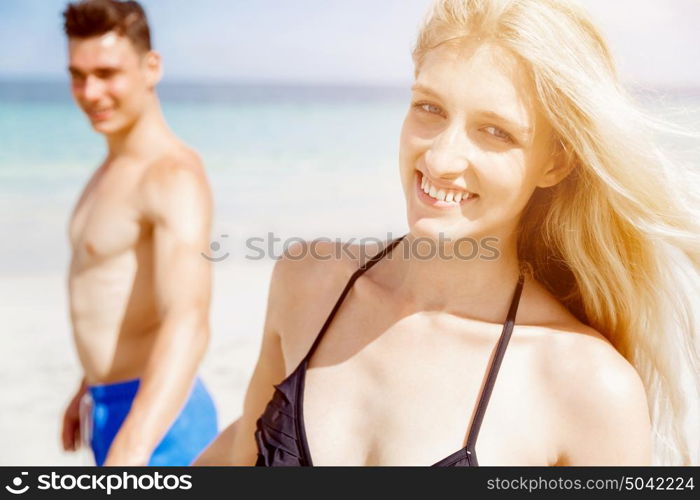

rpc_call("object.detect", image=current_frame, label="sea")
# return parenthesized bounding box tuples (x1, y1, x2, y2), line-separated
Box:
(0, 80, 698, 275)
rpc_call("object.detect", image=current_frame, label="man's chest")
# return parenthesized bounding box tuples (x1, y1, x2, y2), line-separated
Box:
(69, 170, 147, 263)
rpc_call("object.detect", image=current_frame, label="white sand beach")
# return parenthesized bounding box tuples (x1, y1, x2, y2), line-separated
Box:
(0, 260, 271, 465)
(0, 185, 407, 466)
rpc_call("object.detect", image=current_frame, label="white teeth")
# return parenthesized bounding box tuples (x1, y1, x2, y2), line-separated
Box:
(420, 174, 473, 203)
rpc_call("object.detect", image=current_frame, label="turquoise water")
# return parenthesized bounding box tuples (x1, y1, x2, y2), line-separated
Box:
(0, 81, 698, 274)
(0, 82, 412, 273)
(0, 82, 411, 186)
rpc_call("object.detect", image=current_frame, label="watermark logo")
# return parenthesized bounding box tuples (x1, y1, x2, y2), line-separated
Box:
(201, 232, 503, 262)
(5, 472, 29, 495)
(201, 234, 230, 262)
(3, 471, 194, 496)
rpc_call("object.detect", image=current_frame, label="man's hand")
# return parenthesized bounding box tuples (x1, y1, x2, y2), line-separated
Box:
(61, 379, 87, 452)
(103, 447, 150, 466)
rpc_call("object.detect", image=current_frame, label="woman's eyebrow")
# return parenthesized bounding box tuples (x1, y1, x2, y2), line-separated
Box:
(411, 83, 441, 98)
(475, 110, 532, 136)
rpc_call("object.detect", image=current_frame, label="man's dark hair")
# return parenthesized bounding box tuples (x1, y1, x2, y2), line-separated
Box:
(63, 0, 151, 53)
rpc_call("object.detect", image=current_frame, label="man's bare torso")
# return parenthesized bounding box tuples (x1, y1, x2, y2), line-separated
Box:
(68, 147, 197, 384)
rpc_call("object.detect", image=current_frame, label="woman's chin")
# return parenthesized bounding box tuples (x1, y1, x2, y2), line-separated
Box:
(407, 217, 479, 243)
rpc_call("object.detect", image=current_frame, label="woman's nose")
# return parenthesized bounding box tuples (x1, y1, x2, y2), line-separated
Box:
(424, 124, 471, 178)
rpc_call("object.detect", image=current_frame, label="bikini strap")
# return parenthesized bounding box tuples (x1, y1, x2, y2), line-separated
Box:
(465, 269, 525, 461)
(302, 235, 406, 364)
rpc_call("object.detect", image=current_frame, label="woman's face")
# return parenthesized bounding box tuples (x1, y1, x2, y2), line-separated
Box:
(399, 40, 559, 245)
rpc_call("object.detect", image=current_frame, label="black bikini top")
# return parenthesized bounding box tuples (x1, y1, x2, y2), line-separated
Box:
(255, 235, 525, 466)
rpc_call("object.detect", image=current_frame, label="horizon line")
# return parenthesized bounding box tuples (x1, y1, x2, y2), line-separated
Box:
(0, 77, 699, 96)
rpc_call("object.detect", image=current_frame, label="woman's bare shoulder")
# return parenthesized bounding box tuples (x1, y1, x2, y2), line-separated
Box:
(518, 275, 632, 369)
(267, 238, 388, 351)
(520, 275, 644, 398)
(269, 239, 377, 301)
(519, 279, 651, 464)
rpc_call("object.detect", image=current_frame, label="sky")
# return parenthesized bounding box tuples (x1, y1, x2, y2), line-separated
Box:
(0, 0, 698, 87)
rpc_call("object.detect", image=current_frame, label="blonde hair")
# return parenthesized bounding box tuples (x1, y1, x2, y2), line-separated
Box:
(413, 0, 700, 465)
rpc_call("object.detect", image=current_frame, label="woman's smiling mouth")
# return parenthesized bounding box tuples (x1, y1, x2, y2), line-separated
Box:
(415, 171, 479, 208)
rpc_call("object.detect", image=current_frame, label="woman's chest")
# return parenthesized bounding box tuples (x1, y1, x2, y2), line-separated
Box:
(301, 312, 559, 465)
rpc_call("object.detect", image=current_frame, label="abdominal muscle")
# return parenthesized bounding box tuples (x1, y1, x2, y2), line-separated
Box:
(69, 246, 160, 385)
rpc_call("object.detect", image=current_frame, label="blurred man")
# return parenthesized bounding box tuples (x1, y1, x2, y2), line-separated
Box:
(60, 0, 217, 466)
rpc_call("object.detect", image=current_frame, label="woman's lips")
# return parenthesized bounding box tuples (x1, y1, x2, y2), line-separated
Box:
(415, 172, 478, 209)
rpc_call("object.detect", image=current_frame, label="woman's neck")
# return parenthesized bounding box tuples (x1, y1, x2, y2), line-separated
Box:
(378, 234, 523, 322)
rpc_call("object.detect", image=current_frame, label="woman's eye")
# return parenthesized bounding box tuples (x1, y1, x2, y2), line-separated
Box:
(484, 126, 514, 143)
(413, 102, 443, 115)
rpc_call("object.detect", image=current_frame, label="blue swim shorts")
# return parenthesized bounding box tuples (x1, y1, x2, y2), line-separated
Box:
(83, 377, 218, 466)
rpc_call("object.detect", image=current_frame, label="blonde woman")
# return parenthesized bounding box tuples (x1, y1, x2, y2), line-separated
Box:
(199, 0, 699, 466)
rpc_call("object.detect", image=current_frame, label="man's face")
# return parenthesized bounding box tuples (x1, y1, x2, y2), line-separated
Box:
(68, 32, 156, 135)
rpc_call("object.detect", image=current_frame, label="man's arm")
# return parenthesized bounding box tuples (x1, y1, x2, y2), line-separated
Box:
(193, 253, 298, 465)
(104, 161, 213, 465)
